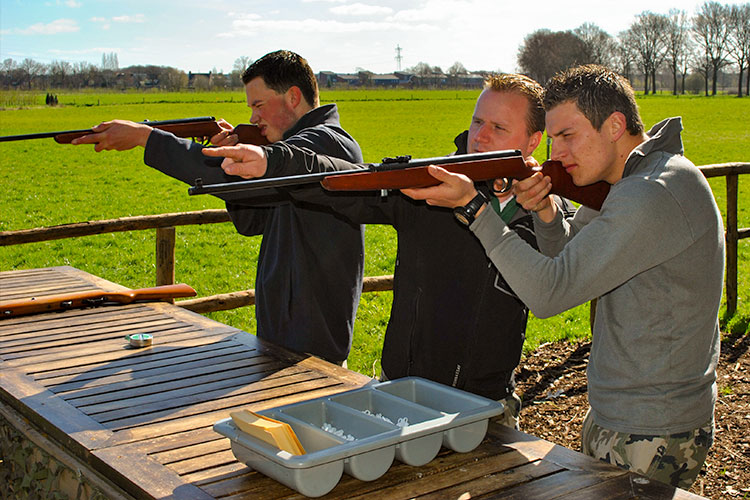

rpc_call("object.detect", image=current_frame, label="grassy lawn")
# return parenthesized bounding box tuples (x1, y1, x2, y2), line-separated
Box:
(1, 89, 748, 377)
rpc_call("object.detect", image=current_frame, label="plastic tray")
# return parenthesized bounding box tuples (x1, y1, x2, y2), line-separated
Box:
(213, 377, 504, 497)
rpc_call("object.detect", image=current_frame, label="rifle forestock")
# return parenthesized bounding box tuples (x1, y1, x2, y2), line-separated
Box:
(1, 283, 197, 318)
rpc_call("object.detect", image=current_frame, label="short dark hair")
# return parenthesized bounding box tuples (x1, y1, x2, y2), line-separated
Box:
(484, 74, 545, 136)
(241, 50, 319, 107)
(543, 64, 644, 136)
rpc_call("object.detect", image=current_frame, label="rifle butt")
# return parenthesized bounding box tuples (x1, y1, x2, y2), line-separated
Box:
(540, 161, 610, 210)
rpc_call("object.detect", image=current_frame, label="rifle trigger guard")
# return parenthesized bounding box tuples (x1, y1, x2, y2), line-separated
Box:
(82, 297, 107, 307)
(491, 177, 512, 195)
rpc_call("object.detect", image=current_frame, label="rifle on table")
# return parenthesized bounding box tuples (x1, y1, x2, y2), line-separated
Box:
(188, 150, 610, 210)
(1, 283, 197, 318)
(0, 117, 269, 145)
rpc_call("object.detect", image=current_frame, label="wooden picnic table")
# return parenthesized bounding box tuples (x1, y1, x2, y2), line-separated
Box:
(0, 266, 706, 499)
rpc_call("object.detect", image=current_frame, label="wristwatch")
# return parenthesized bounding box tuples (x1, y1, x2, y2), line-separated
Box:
(453, 191, 488, 226)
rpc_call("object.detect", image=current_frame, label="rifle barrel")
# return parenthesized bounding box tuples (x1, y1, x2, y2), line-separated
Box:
(0, 117, 217, 143)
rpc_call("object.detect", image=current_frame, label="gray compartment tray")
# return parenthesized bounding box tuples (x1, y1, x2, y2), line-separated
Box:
(213, 377, 504, 497)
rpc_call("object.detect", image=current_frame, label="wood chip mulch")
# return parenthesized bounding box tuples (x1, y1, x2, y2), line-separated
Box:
(514, 332, 750, 499)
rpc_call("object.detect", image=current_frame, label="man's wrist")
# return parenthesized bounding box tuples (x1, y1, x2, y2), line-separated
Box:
(453, 190, 488, 226)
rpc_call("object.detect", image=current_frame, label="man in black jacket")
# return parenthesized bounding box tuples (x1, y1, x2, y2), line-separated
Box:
(204, 74, 574, 427)
(72, 50, 364, 366)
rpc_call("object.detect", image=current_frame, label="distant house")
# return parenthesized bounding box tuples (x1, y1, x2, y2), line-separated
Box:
(316, 69, 481, 88)
(188, 71, 212, 89)
(317, 71, 360, 87)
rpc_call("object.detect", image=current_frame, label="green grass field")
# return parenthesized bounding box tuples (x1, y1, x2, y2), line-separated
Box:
(1, 90, 748, 377)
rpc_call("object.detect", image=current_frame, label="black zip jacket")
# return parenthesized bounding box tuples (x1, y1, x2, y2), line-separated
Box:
(143, 104, 364, 363)
(263, 131, 574, 399)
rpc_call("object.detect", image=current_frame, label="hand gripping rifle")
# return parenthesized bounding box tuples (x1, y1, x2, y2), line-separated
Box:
(0, 117, 269, 145)
(1, 283, 197, 318)
(188, 150, 610, 210)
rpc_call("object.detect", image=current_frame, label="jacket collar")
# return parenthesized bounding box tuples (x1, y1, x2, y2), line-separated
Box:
(283, 104, 340, 140)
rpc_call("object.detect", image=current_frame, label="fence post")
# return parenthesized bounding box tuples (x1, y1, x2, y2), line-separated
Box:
(726, 174, 738, 315)
(156, 227, 176, 299)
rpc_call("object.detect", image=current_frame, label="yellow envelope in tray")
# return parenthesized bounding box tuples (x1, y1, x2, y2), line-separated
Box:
(230, 410, 306, 455)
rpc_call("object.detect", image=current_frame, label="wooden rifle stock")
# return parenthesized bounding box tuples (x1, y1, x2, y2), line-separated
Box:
(189, 150, 610, 210)
(1, 283, 197, 318)
(0, 117, 269, 145)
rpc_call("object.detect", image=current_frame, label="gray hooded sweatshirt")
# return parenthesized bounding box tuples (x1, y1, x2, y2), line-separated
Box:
(471, 117, 724, 435)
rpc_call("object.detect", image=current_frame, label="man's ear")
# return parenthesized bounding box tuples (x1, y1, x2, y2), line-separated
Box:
(606, 111, 628, 142)
(286, 86, 303, 108)
(527, 130, 543, 154)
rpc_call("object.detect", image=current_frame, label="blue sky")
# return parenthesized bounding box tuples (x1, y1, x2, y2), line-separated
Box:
(0, 0, 743, 75)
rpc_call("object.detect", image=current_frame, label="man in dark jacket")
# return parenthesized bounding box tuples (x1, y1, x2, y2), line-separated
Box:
(203, 74, 574, 427)
(72, 50, 364, 365)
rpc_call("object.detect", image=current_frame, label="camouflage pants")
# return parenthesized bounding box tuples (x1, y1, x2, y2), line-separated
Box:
(581, 409, 713, 489)
(493, 392, 522, 430)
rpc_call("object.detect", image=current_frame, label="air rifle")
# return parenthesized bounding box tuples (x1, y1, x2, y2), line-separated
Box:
(0, 117, 269, 145)
(1, 283, 197, 318)
(188, 150, 610, 210)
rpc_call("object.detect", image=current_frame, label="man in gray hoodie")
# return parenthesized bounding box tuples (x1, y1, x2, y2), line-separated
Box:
(402, 64, 723, 489)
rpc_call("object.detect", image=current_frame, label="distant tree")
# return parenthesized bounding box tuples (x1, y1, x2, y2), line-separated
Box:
(574, 22, 617, 67)
(356, 69, 373, 86)
(727, 3, 750, 97)
(19, 58, 46, 89)
(71, 61, 96, 88)
(613, 32, 637, 81)
(447, 61, 468, 87)
(623, 12, 668, 94)
(101, 52, 119, 71)
(664, 9, 691, 95)
(161, 67, 187, 91)
(690, 44, 713, 95)
(233, 56, 253, 74)
(0, 58, 20, 88)
(49, 60, 72, 88)
(231, 56, 253, 87)
(447, 61, 467, 75)
(692, 1, 732, 95)
(406, 62, 433, 87)
(517, 29, 589, 84)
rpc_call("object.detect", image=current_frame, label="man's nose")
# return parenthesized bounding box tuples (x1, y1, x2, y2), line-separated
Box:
(475, 124, 490, 141)
(550, 140, 564, 161)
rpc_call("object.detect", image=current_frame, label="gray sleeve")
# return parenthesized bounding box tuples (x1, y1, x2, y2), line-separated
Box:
(470, 180, 693, 318)
(534, 204, 600, 257)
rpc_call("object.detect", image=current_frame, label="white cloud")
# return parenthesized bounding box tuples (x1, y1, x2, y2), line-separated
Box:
(228, 17, 435, 35)
(64, 0, 83, 7)
(330, 3, 394, 16)
(112, 14, 146, 23)
(18, 19, 79, 35)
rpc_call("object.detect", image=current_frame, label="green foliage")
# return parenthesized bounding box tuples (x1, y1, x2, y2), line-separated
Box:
(0, 90, 748, 379)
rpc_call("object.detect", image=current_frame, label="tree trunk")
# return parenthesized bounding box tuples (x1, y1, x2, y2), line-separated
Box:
(652, 70, 657, 94)
(738, 65, 745, 98)
(711, 65, 718, 95)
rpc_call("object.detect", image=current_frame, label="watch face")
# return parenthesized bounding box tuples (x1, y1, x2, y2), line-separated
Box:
(453, 207, 472, 226)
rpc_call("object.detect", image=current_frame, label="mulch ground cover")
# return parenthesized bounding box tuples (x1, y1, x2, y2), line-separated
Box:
(514, 331, 750, 499)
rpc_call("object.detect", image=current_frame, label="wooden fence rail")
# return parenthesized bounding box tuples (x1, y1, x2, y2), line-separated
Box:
(1, 163, 748, 314)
